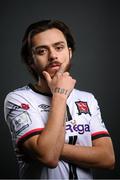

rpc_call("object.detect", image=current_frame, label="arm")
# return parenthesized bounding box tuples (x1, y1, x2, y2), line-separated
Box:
(22, 67, 76, 168)
(61, 137, 115, 169)
(60, 94, 115, 169)
(23, 94, 66, 168)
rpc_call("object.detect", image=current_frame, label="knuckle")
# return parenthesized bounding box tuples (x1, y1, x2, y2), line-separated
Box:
(65, 72, 70, 76)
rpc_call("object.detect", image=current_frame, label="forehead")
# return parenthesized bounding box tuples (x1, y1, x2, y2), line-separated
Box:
(31, 28, 67, 46)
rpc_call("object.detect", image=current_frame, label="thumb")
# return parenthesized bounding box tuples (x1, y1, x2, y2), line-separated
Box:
(42, 71, 51, 84)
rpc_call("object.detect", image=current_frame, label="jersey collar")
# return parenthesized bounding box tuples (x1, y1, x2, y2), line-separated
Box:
(28, 83, 52, 97)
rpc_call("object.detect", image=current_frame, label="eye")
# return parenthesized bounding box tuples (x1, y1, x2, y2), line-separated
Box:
(55, 45, 64, 51)
(34, 47, 48, 55)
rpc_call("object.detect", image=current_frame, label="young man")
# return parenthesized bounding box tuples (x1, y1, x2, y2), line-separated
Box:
(4, 20, 115, 179)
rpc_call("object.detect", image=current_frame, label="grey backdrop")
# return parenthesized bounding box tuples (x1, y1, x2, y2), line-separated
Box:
(0, 0, 120, 178)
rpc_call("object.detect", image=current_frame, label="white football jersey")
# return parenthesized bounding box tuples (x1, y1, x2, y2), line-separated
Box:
(4, 84, 110, 179)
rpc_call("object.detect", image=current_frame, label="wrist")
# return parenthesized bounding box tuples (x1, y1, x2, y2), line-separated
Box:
(52, 87, 69, 99)
(52, 92, 67, 102)
(54, 87, 68, 95)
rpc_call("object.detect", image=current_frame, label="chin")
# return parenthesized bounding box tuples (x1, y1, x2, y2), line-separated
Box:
(49, 71, 57, 79)
(40, 63, 71, 79)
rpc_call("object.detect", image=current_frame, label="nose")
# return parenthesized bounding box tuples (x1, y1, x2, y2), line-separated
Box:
(48, 48, 58, 61)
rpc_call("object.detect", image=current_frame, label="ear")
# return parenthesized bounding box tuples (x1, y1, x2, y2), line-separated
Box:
(68, 48, 72, 59)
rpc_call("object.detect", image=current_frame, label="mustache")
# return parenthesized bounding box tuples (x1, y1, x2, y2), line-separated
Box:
(46, 61, 62, 68)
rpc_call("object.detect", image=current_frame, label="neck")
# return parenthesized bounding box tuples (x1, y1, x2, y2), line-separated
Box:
(35, 78, 51, 94)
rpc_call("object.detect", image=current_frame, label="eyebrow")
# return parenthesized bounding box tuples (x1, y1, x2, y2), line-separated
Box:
(33, 41, 65, 50)
(53, 41, 65, 46)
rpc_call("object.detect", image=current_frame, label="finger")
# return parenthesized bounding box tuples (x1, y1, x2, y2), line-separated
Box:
(42, 71, 51, 84)
(63, 72, 70, 76)
(73, 79, 76, 85)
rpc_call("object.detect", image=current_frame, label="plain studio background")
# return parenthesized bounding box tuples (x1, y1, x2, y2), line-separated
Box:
(0, 0, 120, 178)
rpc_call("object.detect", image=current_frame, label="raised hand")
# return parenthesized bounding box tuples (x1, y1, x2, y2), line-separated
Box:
(42, 63, 76, 98)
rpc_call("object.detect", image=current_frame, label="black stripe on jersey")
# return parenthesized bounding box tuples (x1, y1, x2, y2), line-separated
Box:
(67, 105, 78, 179)
(68, 136, 78, 179)
(92, 133, 110, 141)
(66, 104, 72, 121)
(69, 163, 78, 180)
(69, 135, 78, 145)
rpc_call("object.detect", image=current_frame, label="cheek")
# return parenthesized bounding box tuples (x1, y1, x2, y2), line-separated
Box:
(60, 50, 69, 59)
(63, 52, 71, 63)
(34, 57, 47, 69)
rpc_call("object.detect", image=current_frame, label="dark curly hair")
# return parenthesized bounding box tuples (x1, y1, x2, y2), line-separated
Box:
(21, 19, 75, 81)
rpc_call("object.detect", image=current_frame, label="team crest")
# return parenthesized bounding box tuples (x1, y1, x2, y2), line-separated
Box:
(75, 101, 91, 115)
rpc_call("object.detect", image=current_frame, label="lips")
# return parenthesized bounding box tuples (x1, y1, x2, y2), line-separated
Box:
(48, 62, 61, 68)
(46, 62, 61, 71)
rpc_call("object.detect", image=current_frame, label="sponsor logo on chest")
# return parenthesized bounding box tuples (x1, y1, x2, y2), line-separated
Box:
(66, 119, 90, 135)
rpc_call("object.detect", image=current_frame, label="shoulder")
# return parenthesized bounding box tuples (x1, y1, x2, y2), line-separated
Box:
(4, 85, 35, 107)
(5, 85, 30, 100)
(4, 84, 50, 107)
(72, 88, 95, 100)
(70, 89, 98, 109)
(70, 89, 100, 115)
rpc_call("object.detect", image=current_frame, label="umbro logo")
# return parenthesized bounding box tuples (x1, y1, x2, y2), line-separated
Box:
(38, 104, 50, 112)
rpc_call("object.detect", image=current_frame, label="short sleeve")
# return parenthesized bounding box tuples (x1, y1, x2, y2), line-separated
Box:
(90, 95, 110, 140)
(4, 92, 45, 145)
